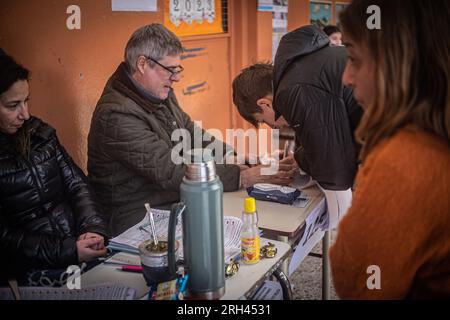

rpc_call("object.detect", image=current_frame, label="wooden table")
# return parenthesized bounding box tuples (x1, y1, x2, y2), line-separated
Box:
(81, 238, 292, 300)
(223, 185, 330, 299)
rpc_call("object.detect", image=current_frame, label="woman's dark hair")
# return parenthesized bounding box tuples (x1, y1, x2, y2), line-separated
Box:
(0, 53, 32, 157)
(0, 54, 29, 95)
(323, 25, 341, 36)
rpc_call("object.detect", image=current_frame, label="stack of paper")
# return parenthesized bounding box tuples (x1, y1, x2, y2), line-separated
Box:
(224, 217, 243, 263)
(108, 208, 182, 254)
(251, 280, 283, 300)
(108, 209, 243, 263)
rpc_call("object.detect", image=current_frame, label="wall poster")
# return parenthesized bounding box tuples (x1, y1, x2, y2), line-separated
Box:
(258, 1, 289, 62)
(310, 1, 332, 28)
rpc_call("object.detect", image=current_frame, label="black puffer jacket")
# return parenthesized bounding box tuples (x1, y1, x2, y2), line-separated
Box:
(0, 117, 108, 280)
(273, 25, 362, 190)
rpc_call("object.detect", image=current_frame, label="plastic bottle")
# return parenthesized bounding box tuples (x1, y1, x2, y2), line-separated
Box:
(241, 197, 260, 264)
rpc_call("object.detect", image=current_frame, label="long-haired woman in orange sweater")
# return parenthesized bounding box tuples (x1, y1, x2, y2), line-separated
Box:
(329, 0, 450, 299)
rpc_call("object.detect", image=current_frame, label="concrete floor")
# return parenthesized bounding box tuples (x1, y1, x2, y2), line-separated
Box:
(288, 230, 339, 300)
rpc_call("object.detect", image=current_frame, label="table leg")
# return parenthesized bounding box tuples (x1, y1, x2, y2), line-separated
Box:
(276, 235, 289, 275)
(322, 230, 330, 300)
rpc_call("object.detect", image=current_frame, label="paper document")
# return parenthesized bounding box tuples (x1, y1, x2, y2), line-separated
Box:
(292, 194, 311, 208)
(288, 197, 327, 276)
(318, 187, 352, 230)
(223, 217, 243, 263)
(104, 252, 141, 266)
(288, 188, 353, 275)
(0, 283, 137, 300)
(109, 209, 242, 263)
(111, 0, 157, 11)
(251, 280, 283, 300)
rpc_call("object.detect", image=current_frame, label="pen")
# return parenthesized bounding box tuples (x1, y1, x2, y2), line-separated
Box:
(119, 265, 143, 273)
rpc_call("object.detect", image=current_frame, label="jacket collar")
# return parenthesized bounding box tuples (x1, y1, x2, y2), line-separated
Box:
(126, 70, 165, 105)
(0, 117, 52, 154)
(111, 62, 167, 113)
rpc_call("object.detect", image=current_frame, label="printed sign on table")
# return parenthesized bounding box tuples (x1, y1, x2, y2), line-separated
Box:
(288, 198, 327, 276)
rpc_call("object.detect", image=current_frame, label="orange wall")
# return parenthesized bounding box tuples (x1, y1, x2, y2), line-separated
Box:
(229, 0, 258, 130)
(256, 11, 273, 62)
(0, 0, 236, 170)
(0, 0, 165, 170)
(175, 35, 234, 136)
(288, 0, 311, 31)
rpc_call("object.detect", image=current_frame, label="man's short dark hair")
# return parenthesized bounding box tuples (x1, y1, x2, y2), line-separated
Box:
(232, 62, 273, 127)
(323, 25, 341, 36)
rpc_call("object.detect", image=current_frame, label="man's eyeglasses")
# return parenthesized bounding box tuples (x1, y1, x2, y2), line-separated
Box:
(144, 56, 184, 77)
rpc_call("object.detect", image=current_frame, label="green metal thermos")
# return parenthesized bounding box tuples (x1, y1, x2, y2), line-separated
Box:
(168, 150, 225, 299)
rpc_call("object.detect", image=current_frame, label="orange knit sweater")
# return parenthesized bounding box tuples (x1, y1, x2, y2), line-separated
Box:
(330, 125, 450, 299)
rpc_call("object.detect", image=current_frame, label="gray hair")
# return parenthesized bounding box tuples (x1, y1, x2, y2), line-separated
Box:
(124, 23, 183, 72)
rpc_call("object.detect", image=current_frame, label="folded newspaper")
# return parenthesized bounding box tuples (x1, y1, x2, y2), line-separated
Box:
(108, 209, 242, 263)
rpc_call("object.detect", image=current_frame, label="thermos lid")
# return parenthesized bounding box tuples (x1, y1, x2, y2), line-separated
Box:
(184, 149, 216, 182)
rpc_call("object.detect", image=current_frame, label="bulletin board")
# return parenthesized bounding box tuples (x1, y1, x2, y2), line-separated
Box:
(164, 0, 224, 37)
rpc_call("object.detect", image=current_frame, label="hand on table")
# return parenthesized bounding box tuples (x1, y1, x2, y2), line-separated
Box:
(78, 232, 105, 250)
(239, 160, 296, 188)
(76, 237, 108, 263)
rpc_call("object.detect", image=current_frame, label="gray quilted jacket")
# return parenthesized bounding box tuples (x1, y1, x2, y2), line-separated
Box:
(88, 63, 240, 236)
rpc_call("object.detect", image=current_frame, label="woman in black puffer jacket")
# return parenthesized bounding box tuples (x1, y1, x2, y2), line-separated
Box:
(0, 54, 109, 284)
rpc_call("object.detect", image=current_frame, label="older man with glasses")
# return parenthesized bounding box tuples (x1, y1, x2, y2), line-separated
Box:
(87, 24, 295, 236)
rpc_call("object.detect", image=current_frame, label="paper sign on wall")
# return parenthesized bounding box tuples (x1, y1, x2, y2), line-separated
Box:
(112, 0, 157, 12)
(271, 1, 288, 62)
(169, 0, 215, 25)
(165, 0, 223, 37)
(258, 0, 288, 12)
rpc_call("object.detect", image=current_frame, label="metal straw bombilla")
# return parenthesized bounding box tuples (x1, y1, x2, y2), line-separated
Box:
(145, 203, 158, 246)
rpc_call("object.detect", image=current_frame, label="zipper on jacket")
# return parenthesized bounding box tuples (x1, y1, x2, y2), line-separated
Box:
(23, 157, 46, 203)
